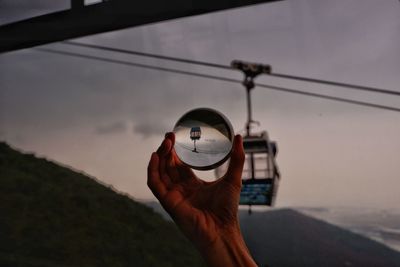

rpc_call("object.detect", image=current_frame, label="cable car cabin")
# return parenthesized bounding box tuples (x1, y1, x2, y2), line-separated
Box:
(214, 131, 280, 206)
(190, 127, 201, 140)
(240, 131, 280, 206)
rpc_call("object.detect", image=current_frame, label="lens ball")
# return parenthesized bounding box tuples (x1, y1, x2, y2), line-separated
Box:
(173, 108, 234, 170)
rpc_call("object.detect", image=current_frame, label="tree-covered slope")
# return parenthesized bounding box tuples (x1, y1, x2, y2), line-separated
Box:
(0, 142, 204, 267)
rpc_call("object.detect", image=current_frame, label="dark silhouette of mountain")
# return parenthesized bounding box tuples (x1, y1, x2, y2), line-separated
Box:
(239, 209, 400, 267)
(0, 142, 204, 267)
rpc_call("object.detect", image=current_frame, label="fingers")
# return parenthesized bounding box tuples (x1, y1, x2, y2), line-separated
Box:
(147, 152, 167, 199)
(165, 132, 175, 145)
(163, 132, 181, 181)
(224, 135, 245, 188)
(166, 149, 180, 181)
(157, 137, 171, 172)
(157, 136, 173, 158)
(157, 136, 173, 187)
(165, 132, 198, 184)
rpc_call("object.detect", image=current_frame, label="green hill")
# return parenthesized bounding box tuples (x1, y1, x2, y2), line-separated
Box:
(0, 142, 204, 267)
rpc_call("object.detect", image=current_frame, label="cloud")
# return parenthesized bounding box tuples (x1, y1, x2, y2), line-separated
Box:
(95, 121, 127, 135)
(133, 122, 169, 138)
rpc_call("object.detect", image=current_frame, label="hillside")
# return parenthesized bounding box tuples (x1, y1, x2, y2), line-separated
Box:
(144, 203, 400, 267)
(239, 209, 400, 267)
(0, 142, 204, 267)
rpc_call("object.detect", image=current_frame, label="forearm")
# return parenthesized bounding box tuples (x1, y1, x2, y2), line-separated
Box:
(198, 227, 258, 267)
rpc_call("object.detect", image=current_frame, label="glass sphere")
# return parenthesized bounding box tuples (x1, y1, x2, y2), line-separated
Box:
(173, 108, 234, 170)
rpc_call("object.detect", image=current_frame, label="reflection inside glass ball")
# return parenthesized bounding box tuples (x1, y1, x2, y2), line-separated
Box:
(173, 108, 234, 170)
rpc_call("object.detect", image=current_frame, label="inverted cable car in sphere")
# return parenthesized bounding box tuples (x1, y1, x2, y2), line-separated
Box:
(190, 126, 201, 153)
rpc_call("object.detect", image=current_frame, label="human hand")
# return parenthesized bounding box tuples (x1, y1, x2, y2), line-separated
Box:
(148, 132, 244, 248)
(148, 133, 257, 267)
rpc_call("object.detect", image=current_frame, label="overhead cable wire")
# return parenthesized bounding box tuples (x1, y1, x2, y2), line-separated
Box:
(35, 48, 400, 113)
(36, 48, 237, 83)
(268, 72, 400, 97)
(255, 83, 400, 113)
(63, 41, 400, 97)
(62, 41, 232, 70)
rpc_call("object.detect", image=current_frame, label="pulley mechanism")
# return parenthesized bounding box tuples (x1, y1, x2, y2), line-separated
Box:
(231, 60, 271, 137)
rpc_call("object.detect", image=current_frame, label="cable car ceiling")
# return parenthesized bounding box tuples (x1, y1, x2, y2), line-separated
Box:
(0, 0, 284, 53)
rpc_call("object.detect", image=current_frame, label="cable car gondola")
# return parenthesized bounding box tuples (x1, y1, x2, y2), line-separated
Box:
(215, 130, 280, 206)
(216, 60, 281, 210)
(241, 131, 280, 206)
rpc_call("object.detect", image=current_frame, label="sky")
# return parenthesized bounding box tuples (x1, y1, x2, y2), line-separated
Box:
(1, 0, 400, 209)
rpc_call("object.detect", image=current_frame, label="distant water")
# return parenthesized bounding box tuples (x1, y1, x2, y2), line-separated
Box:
(297, 207, 400, 252)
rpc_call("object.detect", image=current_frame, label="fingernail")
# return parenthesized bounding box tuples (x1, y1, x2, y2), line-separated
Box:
(165, 132, 175, 147)
(165, 132, 174, 139)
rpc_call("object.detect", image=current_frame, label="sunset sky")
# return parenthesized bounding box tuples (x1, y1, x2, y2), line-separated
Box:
(1, 0, 400, 209)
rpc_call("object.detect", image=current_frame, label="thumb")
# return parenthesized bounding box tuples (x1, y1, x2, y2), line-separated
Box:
(224, 135, 245, 188)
